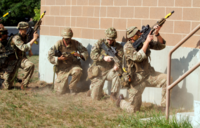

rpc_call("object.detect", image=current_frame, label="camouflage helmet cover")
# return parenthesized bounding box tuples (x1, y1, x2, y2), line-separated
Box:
(17, 21, 29, 29)
(126, 26, 139, 39)
(61, 27, 73, 38)
(105, 27, 117, 40)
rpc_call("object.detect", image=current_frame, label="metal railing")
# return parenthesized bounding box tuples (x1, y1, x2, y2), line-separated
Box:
(166, 24, 200, 120)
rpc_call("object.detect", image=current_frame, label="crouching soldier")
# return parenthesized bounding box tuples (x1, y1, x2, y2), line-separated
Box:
(1, 22, 38, 90)
(87, 27, 123, 101)
(48, 27, 88, 94)
(118, 26, 169, 113)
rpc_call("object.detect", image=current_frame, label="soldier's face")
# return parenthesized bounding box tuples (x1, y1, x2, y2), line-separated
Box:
(131, 31, 142, 43)
(107, 39, 114, 45)
(64, 38, 71, 44)
(19, 29, 27, 36)
(1, 34, 7, 40)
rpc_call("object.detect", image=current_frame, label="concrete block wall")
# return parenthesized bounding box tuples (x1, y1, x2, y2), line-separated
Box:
(39, 0, 200, 109)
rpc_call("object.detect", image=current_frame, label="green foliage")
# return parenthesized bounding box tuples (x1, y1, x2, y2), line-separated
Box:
(0, 0, 40, 26)
(33, 7, 40, 21)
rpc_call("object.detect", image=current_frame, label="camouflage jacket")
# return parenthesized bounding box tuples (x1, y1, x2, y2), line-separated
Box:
(48, 39, 88, 70)
(0, 38, 18, 73)
(91, 39, 123, 72)
(11, 34, 30, 59)
(124, 39, 166, 78)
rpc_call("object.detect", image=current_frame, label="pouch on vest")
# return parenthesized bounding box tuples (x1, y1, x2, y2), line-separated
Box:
(87, 64, 100, 79)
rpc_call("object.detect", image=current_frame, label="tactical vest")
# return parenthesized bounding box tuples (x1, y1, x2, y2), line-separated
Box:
(9, 34, 28, 60)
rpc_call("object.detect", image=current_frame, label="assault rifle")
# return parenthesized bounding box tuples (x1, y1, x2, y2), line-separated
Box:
(27, 11, 46, 44)
(101, 42, 122, 76)
(133, 11, 175, 51)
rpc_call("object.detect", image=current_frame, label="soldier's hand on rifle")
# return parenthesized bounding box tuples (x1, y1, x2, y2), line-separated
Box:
(73, 52, 80, 57)
(58, 55, 68, 61)
(33, 32, 39, 40)
(146, 31, 154, 43)
(154, 25, 161, 35)
(113, 64, 119, 71)
(104, 56, 113, 62)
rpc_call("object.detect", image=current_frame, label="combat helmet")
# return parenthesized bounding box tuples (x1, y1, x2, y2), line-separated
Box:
(61, 27, 73, 38)
(126, 26, 139, 39)
(105, 27, 117, 40)
(17, 21, 29, 30)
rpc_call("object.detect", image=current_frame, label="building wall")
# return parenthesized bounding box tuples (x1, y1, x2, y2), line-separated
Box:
(39, 0, 200, 109)
(40, 0, 200, 48)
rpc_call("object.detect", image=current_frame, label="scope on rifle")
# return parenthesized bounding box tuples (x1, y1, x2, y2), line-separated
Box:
(140, 25, 150, 34)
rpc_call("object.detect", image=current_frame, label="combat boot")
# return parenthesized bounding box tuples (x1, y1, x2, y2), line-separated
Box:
(116, 94, 124, 107)
(110, 92, 117, 103)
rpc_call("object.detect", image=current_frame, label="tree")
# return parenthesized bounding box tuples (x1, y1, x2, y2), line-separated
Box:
(0, 0, 40, 26)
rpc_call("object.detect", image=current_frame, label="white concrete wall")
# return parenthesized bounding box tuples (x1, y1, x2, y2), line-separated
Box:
(5, 26, 39, 55)
(39, 35, 200, 109)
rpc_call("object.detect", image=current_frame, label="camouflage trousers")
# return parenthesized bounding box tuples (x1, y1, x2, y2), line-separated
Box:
(54, 65, 82, 94)
(90, 69, 121, 100)
(3, 59, 34, 89)
(120, 72, 167, 113)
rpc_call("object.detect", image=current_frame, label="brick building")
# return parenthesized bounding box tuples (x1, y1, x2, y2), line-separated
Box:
(39, 0, 200, 109)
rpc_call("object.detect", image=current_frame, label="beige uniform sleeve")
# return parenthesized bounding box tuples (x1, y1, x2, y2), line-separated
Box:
(124, 42, 147, 62)
(12, 35, 31, 52)
(48, 41, 60, 65)
(76, 41, 89, 61)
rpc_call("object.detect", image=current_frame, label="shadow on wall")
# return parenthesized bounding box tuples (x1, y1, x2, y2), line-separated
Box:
(169, 48, 199, 110)
(77, 44, 93, 91)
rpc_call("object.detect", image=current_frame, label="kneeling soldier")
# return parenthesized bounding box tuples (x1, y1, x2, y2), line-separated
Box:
(118, 26, 169, 112)
(2, 22, 38, 90)
(88, 27, 123, 101)
(48, 27, 88, 94)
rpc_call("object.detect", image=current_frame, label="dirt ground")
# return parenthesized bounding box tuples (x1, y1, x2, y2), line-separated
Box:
(0, 55, 193, 127)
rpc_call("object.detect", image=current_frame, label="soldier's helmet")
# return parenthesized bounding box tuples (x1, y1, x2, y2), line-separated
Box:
(61, 27, 73, 38)
(126, 26, 139, 39)
(105, 27, 117, 40)
(17, 21, 29, 30)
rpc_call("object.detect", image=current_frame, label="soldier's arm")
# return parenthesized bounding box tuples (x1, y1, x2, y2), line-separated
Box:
(90, 39, 104, 61)
(149, 38, 166, 50)
(12, 35, 31, 52)
(48, 41, 60, 65)
(76, 41, 88, 61)
(124, 43, 147, 62)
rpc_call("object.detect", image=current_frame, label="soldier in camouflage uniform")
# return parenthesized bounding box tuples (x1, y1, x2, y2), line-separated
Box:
(118, 26, 168, 113)
(88, 27, 123, 100)
(1, 21, 38, 90)
(48, 27, 88, 94)
(0, 27, 8, 84)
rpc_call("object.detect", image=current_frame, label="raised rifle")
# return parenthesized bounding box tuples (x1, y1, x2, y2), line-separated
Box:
(101, 41, 122, 77)
(133, 11, 175, 51)
(27, 11, 46, 44)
